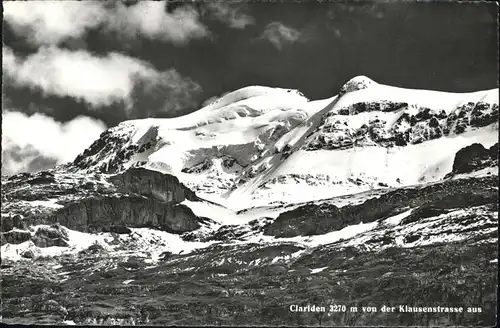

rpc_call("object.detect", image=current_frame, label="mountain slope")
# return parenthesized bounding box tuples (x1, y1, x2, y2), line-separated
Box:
(1, 76, 498, 326)
(65, 76, 498, 209)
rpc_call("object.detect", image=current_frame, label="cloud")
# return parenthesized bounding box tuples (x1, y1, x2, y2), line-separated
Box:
(1, 111, 107, 175)
(3, 47, 138, 108)
(129, 69, 202, 118)
(3, 1, 209, 46)
(206, 2, 255, 29)
(3, 1, 106, 45)
(104, 1, 210, 44)
(260, 22, 302, 50)
(1, 144, 58, 177)
(3, 46, 202, 117)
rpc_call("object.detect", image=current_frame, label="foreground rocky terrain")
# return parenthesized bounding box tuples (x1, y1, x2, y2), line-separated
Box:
(1, 77, 498, 326)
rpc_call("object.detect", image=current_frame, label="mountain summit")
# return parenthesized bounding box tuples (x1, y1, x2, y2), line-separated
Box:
(339, 75, 377, 94)
(64, 76, 498, 209)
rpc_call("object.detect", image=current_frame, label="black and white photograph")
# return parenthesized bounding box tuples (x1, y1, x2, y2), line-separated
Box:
(1, 0, 498, 326)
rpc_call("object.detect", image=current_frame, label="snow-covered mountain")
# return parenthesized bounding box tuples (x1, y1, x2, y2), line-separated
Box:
(65, 76, 498, 209)
(1, 76, 498, 326)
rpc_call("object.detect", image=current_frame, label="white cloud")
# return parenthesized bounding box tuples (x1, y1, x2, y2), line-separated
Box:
(3, 46, 138, 107)
(206, 2, 255, 29)
(105, 2, 209, 44)
(3, 1, 209, 46)
(1, 111, 107, 175)
(3, 46, 202, 115)
(129, 69, 202, 118)
(3, 1, 106, 45)
(260, 22, 302, 50)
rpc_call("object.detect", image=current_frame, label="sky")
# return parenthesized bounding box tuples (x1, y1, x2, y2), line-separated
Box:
(1, 0, 498, 176)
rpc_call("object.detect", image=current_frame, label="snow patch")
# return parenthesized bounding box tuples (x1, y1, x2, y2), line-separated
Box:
(182, 200, 241, 225)
(0, 225, 216, 262)
(310, 266, 328, 274)
(24, 199, 64, 209)
(304, 221, 379, 247)
(384, 209, 413, 226)
(452, 166, 498, 180)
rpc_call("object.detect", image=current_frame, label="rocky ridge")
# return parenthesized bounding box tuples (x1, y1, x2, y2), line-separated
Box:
(1, 168, 206, 249)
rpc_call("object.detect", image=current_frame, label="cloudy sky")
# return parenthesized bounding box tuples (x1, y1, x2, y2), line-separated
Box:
(2, 0, 498, 175)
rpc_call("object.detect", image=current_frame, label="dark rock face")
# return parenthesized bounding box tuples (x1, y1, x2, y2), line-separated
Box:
(1, 230, 31, 245)
(221, 156, 238, 169)
(32, 225, 69, 248)
(269, 124, 289, 142)
(108, 225, 132, 234)
(80, 243, 105, 255)
(305, 100, 498, 151)
(196, 219, 273, 242)
(447, 143, 498, 176)
(181, 159, 213, 174)
(337, 101, 408, 115)
(263, 176, 497, 238)
(49, 196, 200, 234)
(409, 120, 443, 144)
(238, 161, 270, 183)
(70, 128, 131, 172)
(305, 118, 354, 151)
(26, 171, 56, 185)
(1, 167, 204, 237)
(400, 205, 450, 225)
(470, 102, 498, 127)
(1, 214, 26, 232)
(109, 168, 197, 203)
(20, 250, 34, 259)
(368, 118, 395, 145)
(443, 102, 498, 135)
(68, 124, 158, 173)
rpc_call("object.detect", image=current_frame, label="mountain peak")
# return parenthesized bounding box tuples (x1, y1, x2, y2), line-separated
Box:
(201, 86, 308, 112)
(63, 79, 498, 208)
(339, 75, 377, 95)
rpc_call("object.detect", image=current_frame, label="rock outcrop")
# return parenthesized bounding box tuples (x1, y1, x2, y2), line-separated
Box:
(447, 143, 498, 176)
(1, 167, 204, 236)
(263, 176, 497, 237)
(32, 225, 69, 247)
(110, 168, 197, 203)
(50, 196, 200, 233)
(304, 101, 498, 151)
(1, 230, 31, 246)
(68, 124, 159, 173)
